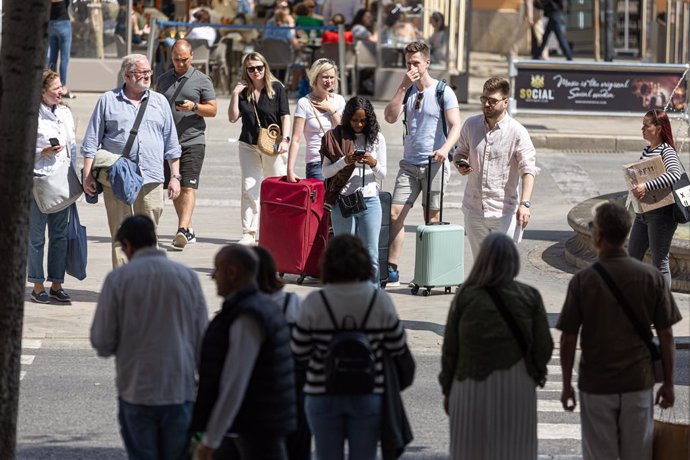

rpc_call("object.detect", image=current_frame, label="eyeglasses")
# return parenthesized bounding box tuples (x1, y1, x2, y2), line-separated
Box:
(129, 70, 153, 78)
(415, 92, 424, 110)
(480, 95, 505, 106)
(247, 65, 265, 73)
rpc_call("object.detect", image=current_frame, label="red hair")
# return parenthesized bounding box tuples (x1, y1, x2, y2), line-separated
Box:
(646, 109, 676, 150)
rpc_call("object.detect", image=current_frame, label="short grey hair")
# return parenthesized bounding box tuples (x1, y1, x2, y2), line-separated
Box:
(462, 233, 520, 289)
(120, 54, 148, 77)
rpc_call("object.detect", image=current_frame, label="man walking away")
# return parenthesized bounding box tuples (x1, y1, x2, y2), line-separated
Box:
(557, 203, 681, 460)
(90, 215, 208, 459)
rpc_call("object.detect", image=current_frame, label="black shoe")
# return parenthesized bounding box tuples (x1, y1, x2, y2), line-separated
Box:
(49, 288, 71, 303)
(30, 290, 50, 304)
(172, 227, 188, 251)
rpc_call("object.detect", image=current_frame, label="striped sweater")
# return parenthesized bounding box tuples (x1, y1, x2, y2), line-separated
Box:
(640, 142, 683, 191)
(291, 282, 407, 395)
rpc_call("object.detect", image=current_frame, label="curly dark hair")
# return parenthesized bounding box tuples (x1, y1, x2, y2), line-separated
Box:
(320, 234, 373, 283)
(341, 96, 380, 147)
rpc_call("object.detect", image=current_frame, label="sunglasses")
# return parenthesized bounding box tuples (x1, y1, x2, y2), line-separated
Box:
(315, 58, 335, 65)
(247, 65, 265, 73)
(480, 95, 505, 106)
(415, 92, 424, 110)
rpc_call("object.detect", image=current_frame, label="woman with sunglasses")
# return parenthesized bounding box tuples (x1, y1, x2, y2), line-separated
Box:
(320, 96, 387, 282)
(229, 52, 291, 246)
(287, 58, 345, 182)
(628, 109, 683, 287)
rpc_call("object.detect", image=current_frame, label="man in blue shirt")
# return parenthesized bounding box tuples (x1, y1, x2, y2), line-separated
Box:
(383, 41, 462, 286)
(82, 54, 182, 267)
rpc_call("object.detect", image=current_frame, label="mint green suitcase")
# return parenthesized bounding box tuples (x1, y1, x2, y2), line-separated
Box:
(410, 159, 465, 296)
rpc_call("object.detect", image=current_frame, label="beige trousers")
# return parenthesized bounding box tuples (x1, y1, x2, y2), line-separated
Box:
(238, 141, 287, 234)
(103, 183, 164, 268)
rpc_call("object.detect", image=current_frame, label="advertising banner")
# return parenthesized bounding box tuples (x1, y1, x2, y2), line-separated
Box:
(511, 61, 689, 116)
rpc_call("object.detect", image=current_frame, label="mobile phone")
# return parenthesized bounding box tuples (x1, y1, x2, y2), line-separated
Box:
(455, 158, 470, 169)
(175, 100, 185, 106)
(354, 149, 366, 157)
(49, 137, 60, 147)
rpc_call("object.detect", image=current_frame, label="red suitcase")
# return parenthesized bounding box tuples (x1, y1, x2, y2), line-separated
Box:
(259, 177, 329, 284)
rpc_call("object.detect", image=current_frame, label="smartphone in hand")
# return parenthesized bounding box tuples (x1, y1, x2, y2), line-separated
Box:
(354, 149, 366, 157)
(49, 137, 60, 147)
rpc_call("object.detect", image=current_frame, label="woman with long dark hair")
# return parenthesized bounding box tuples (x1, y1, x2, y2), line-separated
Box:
(292, 234, 407, 460)
(320, 96, 386, 281)
(440, 233, 553, 459)
(628, 109, 683, 286)
(228, 52, 291, 246)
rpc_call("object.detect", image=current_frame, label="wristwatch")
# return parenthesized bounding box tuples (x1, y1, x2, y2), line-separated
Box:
(192, 102, 198, 112)
(171, 174, 182, 181)
(520, 200, 531, 208)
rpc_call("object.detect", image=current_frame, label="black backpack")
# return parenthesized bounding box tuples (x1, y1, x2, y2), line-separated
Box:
(320, 290, 378, 395)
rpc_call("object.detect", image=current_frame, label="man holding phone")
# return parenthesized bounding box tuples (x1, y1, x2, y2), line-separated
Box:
(455, 77, 537, 258)
(157, 39, 217, 251)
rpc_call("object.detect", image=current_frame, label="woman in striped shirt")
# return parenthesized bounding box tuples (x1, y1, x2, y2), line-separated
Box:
(629, 109, 683, 286)
(291, 234, 407, 460)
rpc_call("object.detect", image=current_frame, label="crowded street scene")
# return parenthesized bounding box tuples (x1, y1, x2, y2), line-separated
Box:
(2, 0, 689, 458)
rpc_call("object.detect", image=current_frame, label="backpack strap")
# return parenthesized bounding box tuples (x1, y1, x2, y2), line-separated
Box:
(319, 289, 378, 330)
(436, 79, 448, 138)
(401, 85, 414, 137)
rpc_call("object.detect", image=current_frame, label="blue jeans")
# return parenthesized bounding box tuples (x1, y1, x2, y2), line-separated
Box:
(27, 199, 69, 284)
(628, 204, 678, 287)
(305, 394, 382, 460)
(532, 11, 572, 60)
(305, 161, 324, 180)
(47, 19, 72, 85)
(331, 195, 381, 281)
(118, 399, 193, 460)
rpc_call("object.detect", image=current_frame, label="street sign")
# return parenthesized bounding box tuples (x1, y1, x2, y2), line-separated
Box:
(509, 59, 689, 118)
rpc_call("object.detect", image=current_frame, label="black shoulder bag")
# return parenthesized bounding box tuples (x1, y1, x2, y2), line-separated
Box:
(592, 262, 664, 382)
(486, 288, 546, 387)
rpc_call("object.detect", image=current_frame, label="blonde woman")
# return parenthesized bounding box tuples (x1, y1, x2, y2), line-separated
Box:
(287, 58, 345, 182)
(228, 52, 291, 246)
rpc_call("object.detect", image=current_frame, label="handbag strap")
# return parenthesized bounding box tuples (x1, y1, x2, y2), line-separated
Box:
(122, 96, 149, 158)
(592, 262, 661, 360)
(166, 75, 190, 108)
(319, 289, 377, 330)
(252, 99, 264, 129)
(309, 99, 327, 135)
(485, 288, 528, 357)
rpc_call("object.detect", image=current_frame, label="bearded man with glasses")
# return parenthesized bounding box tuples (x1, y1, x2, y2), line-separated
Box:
(82, 54, 182, 267)
(454, 77, 538, 259)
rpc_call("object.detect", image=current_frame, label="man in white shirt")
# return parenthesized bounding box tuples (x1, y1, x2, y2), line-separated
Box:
(454, 77, 538, 258)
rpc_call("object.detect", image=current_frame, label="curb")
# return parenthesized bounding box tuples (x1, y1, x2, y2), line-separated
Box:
(530, 134, 640, 152)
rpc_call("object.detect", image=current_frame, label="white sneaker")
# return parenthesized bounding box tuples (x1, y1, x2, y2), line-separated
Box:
(237, 234, 256, 246)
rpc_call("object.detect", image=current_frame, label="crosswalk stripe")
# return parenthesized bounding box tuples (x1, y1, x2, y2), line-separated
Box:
(538, 423, 582, 440)
(539, 399, 579, 413)
(22, 339, 42, 349)
(21, 355, 35, 365)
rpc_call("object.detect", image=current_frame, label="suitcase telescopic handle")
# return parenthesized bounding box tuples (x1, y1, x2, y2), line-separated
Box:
(425, 156, 446, 225)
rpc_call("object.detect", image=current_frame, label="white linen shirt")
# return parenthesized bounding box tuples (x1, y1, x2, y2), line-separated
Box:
(35, 103, 76, 176)
(457, 114, 538, 218)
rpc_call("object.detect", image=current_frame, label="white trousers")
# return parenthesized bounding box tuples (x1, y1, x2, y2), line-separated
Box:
(463, 211, 523, 258)
(580, 389, 654, 460)
(238, 141, 287, 234)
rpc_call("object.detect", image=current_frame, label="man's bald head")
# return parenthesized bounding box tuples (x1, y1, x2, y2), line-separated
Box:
(213, 245, 259, 296)
(172, 39, 192, 54)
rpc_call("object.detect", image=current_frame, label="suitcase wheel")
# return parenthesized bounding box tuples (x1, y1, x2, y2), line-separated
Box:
(297, 275, 306, 285)
(380, 281, 387, 288)
(422, 288, 431, 297)
(411, 286, 419, 295)
(279, 273, 284, 278)
(445, 286, 452, 294)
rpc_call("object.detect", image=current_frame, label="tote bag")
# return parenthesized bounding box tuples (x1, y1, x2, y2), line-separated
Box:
(65, 203, 87, 280)
(32, 162, 83, 214)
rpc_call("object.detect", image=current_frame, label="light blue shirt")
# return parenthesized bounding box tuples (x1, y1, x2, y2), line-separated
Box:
(81, 86, 182, 184)
(402, 80, 459, 165)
